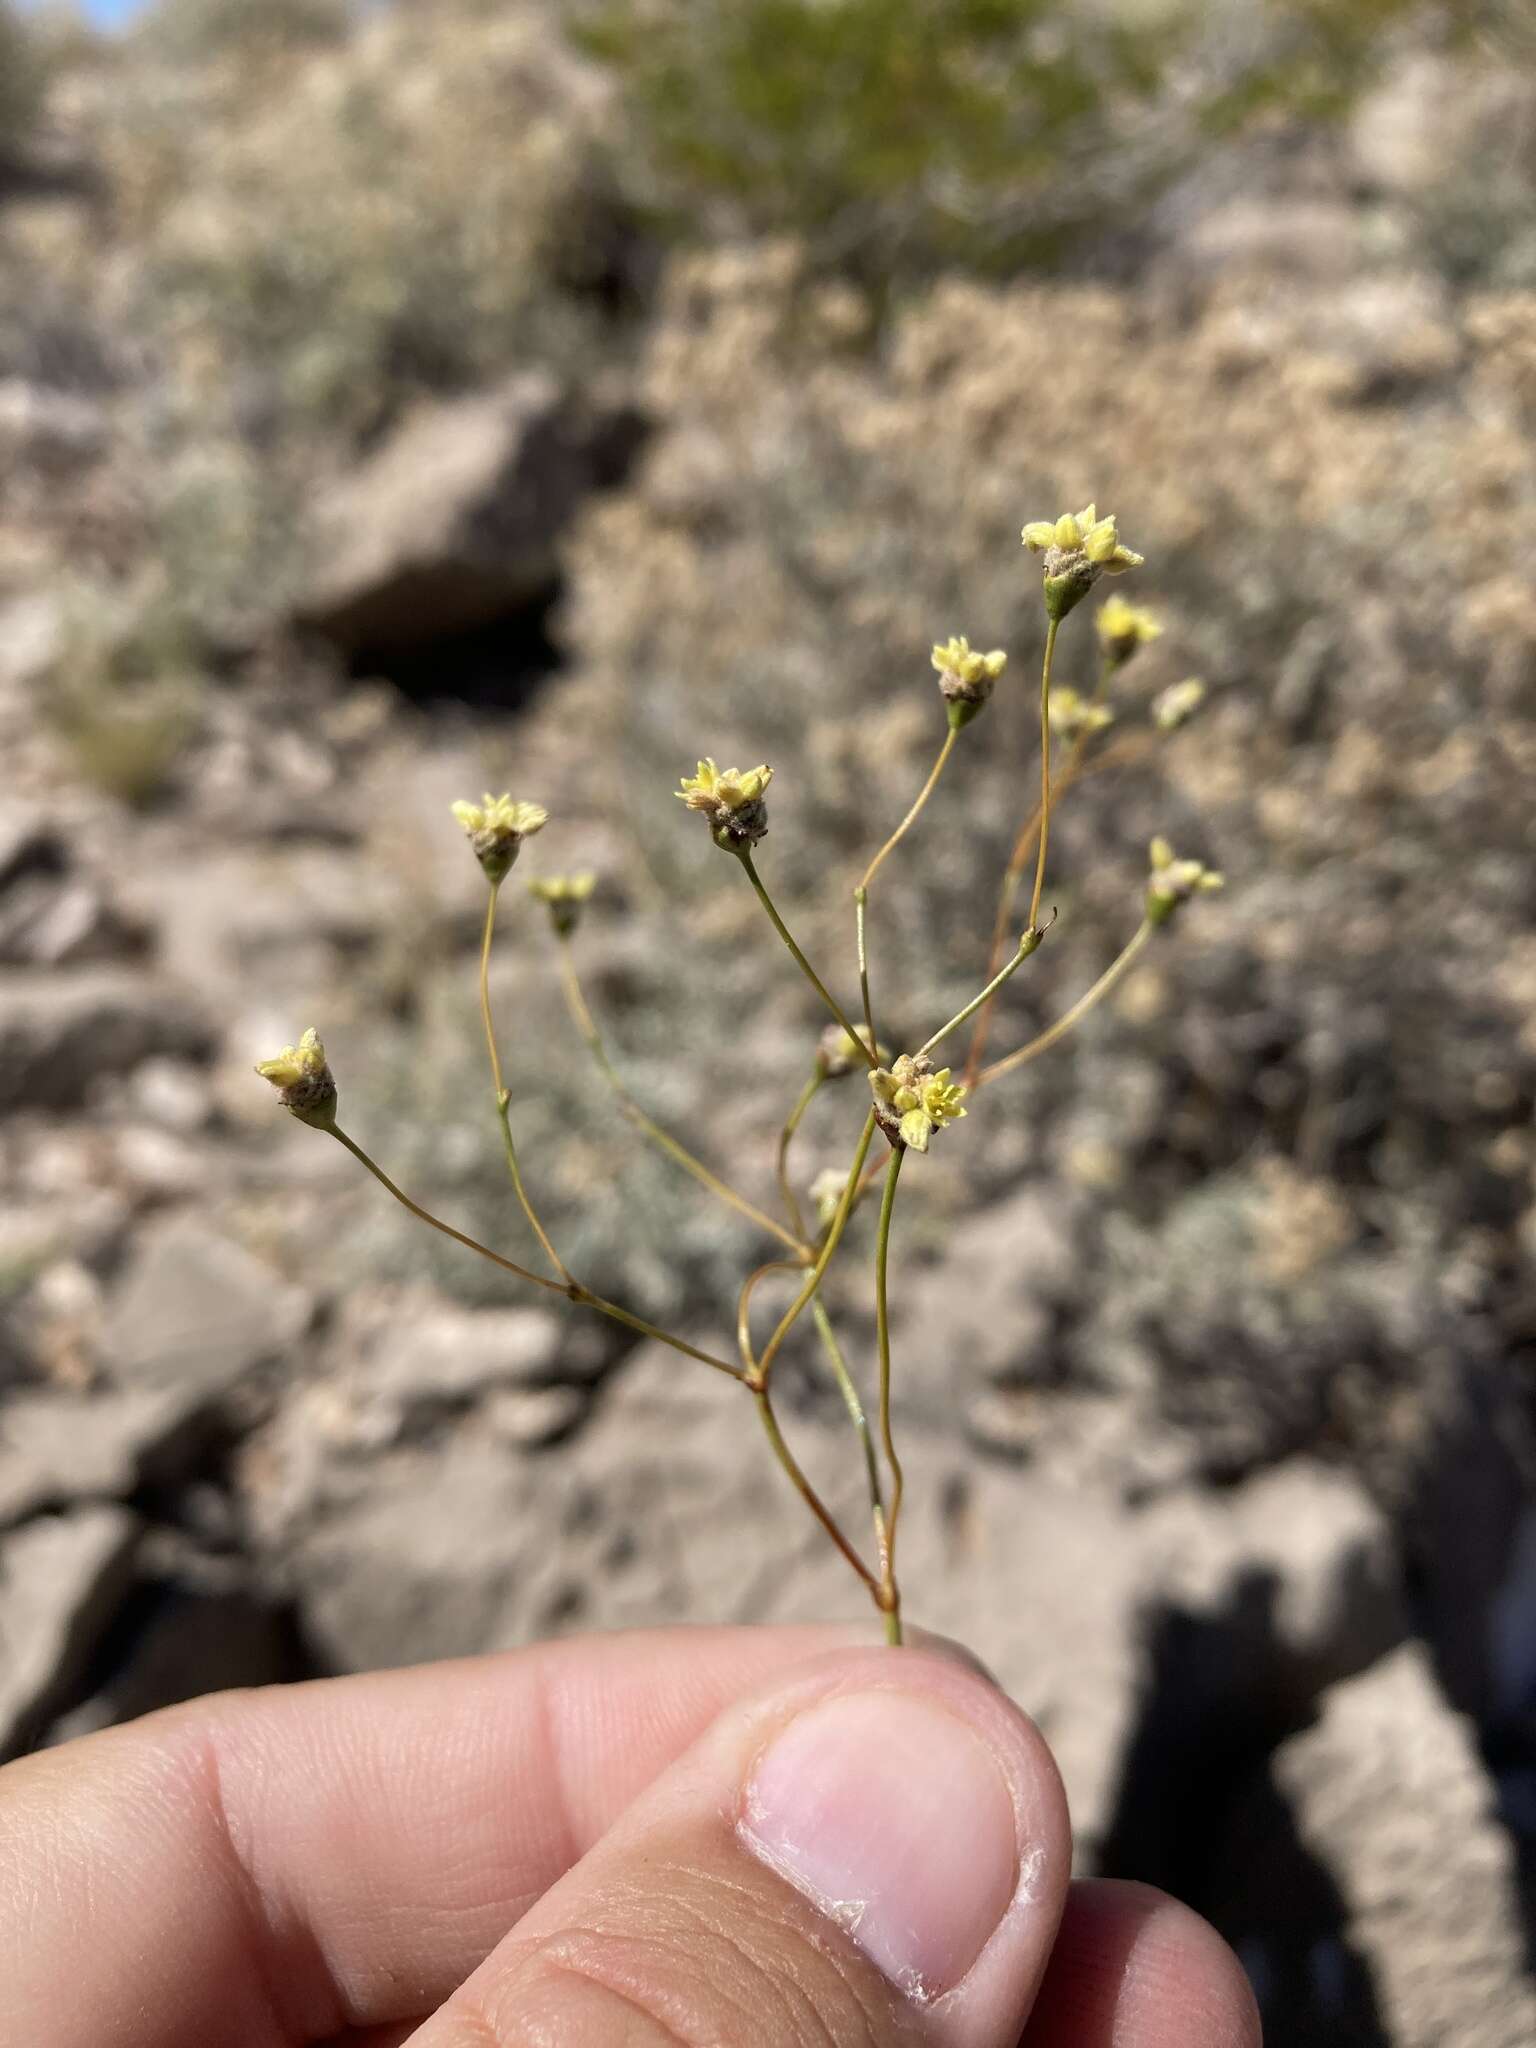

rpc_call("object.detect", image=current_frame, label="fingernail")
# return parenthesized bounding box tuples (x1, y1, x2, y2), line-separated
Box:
(740, 1689, 1020, 2003)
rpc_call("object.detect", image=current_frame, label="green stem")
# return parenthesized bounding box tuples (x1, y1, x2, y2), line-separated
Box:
(738, 847, 875, 1064)
(776, 1069, 823, 1244)
(873, 1143, 906, 1646)
(855, 887, 875, 1048)
(480, 884, 571, 1283)
(1027, 615, 1060, 935)
(917, 934, 1040, 1063)
(979, 918, 1155, 1088)
(756, 1111, 877, 1385)
(811, 1296, 888, 1576)
(557, 934, 809, 1260)
(753, 1385, 878, 1591)
(854, 727, 959, 1055)
(328, 1126, 744, 1382)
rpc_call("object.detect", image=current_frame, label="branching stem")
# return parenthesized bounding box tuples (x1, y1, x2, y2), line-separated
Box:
(480, 884, 571, 1283)
(738, 847, 874, 1063)
(873, 1144, 906, 1647)
(978, 918, 1155, 1089)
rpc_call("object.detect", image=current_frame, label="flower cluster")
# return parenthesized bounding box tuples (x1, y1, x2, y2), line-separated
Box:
(817, 1020, 882, 1079)
(255, 1027, 337, 1128)
(450, 794, 549, 884)
(1095, 594, 1162, 668)
(1022, 505, 1143, 620)
(677, 759, 774, 848)
(870, 1053, 968, 1154)
(930, 635, 1007, 729)
(1048, 687, 1114, 742)
(1152, 677, 1207, 732)
(1146, 836, 1224, 925)
(528, 871, 597, 936)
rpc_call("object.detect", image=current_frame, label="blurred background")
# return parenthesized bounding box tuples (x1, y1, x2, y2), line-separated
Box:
(2, 0, 1536, 2038)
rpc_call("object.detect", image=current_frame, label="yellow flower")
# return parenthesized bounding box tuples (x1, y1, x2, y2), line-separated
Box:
(870, 1053, 969, 1154)
(450, 794, 549, 884)
(1146, 836, 1224, 926)
(1022, 502, 1143, 620)
(810, 1166, 853, 1230)
(528, 871, 597, 936)
(1095, 595, 1162, 667)
(816, 1020, 882, 1079)
(1047, 686, 1115, 741)
(255, 1026, 337, 1128)
(676, 759, 774, 848)
(931, 636, 1007, 729)
(1151, 677, 1207, 732)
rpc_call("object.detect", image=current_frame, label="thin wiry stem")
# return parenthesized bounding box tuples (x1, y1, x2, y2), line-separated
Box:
(776, 1069, 823, 1245)
(979, 918, 1155, 1089)
(1027, 615, 1060, 935)
(737, 1257, 801, 1378)
(753, 1384, 879, 1591)
(556, 932, 809, 1260)
(854, 727, 959, 1048)
(812, 1296, 889, 1580)
(916, 932, 1043, 1063)
(755, 1111, 878, 1386)
(738, 847, 875, 1064)
(480, 884, 571, 1283)
(873, 1144, 907, 1648)
(328, 1126, 745, 1381)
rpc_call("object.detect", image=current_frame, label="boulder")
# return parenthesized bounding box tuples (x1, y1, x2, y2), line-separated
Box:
(0, 971, 211, 1112)
(99, 1214, 312, 1403)
(0, 1387, 208, 1527)
(0, 1506, 139, 1759)
(1271, 1645, 1536, 2048)
(294, 372, 640, 656)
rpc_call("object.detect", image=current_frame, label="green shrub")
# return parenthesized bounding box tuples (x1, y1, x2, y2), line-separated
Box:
(577, 0, 1434, 280)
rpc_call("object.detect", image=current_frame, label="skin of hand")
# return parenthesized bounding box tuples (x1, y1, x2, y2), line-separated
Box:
(0, 1624, 1260, 2048)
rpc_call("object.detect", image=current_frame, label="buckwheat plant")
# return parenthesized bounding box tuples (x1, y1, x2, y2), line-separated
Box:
(258, 511, 1220, 1646)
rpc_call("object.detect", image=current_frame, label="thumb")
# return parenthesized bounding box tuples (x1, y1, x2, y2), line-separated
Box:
(408, 1644, 1071, 2048)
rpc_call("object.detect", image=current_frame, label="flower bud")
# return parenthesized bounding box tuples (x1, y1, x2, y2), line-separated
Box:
(816, 1020, 882, 1079)
(870, 1052, 968, 1154)
(255, 1027, 337, 1129)
(1152, 677, 1207, 732)
(1023, 502, 1143, 621)
(1048, 686, 1114, 741)
(451, 794, 549, 884)
(1146, 836, 1224, 926)
(931, 635, 1007, 730)
(676, 759, 773, 849)
(528, 871, 597, 937)
(1095, 595, 1162, 668)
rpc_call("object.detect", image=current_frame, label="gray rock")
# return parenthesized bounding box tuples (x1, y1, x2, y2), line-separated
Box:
(0, 1506, 139, 1758)
(0, 971, 211, 1112)
(294, 373, 633, 654)
(0, 873, 144, 968)
(0, 798, 56, 887)
(99, 1214, 312, 1401)
(0, 593, 64, 700)
(1272, 1644, 1536, 2048)
(0, 1387, 208, 1527)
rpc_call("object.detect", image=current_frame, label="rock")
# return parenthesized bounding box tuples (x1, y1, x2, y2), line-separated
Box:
(99, 1214, 312, 1403)
(0, 378, 107, 473)
(1271, 1645, 1536, 2048)
(0, 971, 211, 1112)
(0, 1387, 207, 1527)
(0, 593, 64, 699)
(294, 372, 638, 656)
(0, 1506, 139, 1759)
(0, 797, 56, 886)
(0, 872, 144, 968)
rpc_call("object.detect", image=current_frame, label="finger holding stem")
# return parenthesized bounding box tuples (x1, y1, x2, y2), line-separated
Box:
(479, 883, 572, 1284)
(873, 1143, 907, 1647)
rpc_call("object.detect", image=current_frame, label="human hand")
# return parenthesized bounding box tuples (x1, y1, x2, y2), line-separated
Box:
(1, 1625, 1259, 2046)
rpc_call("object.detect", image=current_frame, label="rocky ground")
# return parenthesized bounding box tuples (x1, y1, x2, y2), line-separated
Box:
(3, 8, 1536, 2042)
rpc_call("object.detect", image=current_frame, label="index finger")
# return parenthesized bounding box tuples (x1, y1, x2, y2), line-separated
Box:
(1, 1621, 873, 2047)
